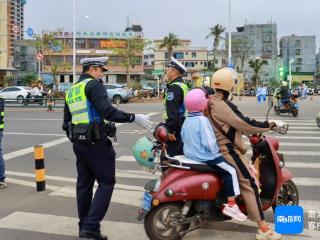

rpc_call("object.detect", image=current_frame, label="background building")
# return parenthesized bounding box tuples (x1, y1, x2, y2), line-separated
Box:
(41, 24, 144, 85)
(0, 0, 26, 86)
(280, 35, 316, 84)
(12, 39, 37, 85)
(153, 39, 208, 81)
(230, 23, 277, 60)
(227, 22, 278, 84)
(280, 35, 316, 73)
(316, 49, 320, 81)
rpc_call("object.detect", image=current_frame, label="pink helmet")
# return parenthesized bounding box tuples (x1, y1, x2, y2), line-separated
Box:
(185, 88, 209, 112)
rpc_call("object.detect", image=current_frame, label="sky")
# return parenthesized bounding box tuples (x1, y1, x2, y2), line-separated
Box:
(24, 0, 320, 50)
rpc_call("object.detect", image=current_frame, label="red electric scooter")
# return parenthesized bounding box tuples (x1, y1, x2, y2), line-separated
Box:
(137, 110, 299, 240)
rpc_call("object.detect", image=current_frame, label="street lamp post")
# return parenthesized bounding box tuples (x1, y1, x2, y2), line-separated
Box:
(73, 0, 76, 84)
(288, 58, 294, 89)
(228, 0, 232, 66)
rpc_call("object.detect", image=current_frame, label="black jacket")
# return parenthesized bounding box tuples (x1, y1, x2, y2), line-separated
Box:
(165, 77, 186, 134)
(279, 86, 291, 100)
(62, 74, 135, 131)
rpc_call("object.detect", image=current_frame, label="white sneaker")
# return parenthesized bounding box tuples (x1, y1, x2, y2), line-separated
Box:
(256, 228, 282, 240)
(222, 204, 247, 221)
(0, 181, 7, 189)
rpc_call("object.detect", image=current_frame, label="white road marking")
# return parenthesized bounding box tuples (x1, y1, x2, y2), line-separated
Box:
(289, 126, 320, 130)
(255, 118, 315, 122)
(0, 211, 148, 240)
(285, 131, 320, 135)
(4, 137, 69, 161)
(0, 211, 318, 239)
(275, 136, 320, 140)
(5, 171, 146, 191)
(3, 112, 158, 161)
(4, 132, 65, 137)
(5, 170, 320, 189)
(247, 150, 320, 156)
(244, 141, 320, 147)
(6, 118, 61, 121)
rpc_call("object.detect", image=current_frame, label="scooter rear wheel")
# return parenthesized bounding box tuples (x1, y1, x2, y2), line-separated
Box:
(316, 117, 320, 128)
(144, 203, 190, 240)
(292, 109, 298, 117)
(272, 180, 299, 213)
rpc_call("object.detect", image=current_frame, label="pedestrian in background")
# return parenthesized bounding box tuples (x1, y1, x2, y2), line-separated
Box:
(256, 85, 262, 104)
(301, 84, 308, 100)
(260, 84, 267, 103)
(0, 96, 6, 189)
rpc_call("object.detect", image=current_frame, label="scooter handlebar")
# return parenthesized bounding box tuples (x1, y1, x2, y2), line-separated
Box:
(269, 120, 289, 134)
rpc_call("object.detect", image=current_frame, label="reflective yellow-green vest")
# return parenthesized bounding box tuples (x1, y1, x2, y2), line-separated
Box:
(163, 81, 188, 119)
(0, 111, 4, 130)
(65, 78, 102, 125)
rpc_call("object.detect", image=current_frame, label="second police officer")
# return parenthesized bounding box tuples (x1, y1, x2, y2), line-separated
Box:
(62, 57, 152, 240)
(163, 57, 188, 156)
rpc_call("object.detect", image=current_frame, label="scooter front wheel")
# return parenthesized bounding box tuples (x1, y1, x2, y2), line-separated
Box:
(272, 180, 299, 213)
(316, 117, 320, 128)
(144, 203, 190, 240)
(274, 106, 280, 115)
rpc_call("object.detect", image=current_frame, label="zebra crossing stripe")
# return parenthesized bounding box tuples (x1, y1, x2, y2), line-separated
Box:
(0, 211, 319, 239)
(244, 141, 320, 147)
(5, 169, 320, 189)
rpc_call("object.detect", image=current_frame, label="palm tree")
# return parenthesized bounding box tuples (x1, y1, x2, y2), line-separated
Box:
(159, 33, 180, 61)
(206, 24, 226, 70)
(248, 58, 268, 87)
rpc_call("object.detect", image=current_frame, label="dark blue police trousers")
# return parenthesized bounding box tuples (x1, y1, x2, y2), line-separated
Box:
(73, 138, 116, 231)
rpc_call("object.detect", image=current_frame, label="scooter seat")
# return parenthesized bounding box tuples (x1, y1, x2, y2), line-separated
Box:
(166, 155, 217, 173)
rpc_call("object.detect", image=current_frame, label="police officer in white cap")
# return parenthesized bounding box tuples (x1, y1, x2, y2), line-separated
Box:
(62, 57, 152, 240)
(163, 57, 189, 156)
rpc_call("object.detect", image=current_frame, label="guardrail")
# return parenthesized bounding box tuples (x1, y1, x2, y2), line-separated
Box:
(4, 97, 65, 108)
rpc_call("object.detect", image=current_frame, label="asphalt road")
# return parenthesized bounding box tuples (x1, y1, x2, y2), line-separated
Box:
(0, 96, 320, 240)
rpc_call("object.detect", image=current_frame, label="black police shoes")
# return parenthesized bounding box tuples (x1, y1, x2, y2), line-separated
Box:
(79, 229, 108, 240)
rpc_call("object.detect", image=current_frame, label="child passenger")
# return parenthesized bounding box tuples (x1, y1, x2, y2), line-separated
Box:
(181, 88, 247, 221)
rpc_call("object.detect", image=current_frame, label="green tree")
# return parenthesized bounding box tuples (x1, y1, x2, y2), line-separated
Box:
(159, 33, 180, 61)
(22, 72, 38, 86)
(34, 32, 70, 90)
(112, 38, 147, 88)
(248, 58, 268, 87)
(206, 24, 226, 70)
(231, 36, 252, 73)
(3, 76, 15, 86)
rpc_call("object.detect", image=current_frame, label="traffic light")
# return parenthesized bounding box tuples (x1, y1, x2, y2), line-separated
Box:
(278, 66, 284, 78)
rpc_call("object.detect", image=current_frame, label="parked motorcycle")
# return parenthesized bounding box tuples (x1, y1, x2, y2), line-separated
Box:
(134, 122, 298, 240)
(317, 112, 320, 128)
(273, 91, 299, 117)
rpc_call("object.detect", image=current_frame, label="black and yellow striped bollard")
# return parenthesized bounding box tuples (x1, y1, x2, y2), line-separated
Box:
(34, 145, 46, 192)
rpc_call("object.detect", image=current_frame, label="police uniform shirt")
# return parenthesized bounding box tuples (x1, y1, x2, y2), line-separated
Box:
(165, 76, 185, 133)
(63, 73, 134, 130)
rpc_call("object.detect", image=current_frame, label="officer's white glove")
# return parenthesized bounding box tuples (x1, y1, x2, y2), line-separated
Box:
(134, 114, 153, 129)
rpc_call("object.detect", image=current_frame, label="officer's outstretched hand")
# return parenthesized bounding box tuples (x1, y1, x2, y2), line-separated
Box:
(134, 114, 152, 129)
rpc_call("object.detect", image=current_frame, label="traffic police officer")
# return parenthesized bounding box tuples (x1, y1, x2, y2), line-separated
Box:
(62, 57, 152, 240)
(163, 57, 188, 156)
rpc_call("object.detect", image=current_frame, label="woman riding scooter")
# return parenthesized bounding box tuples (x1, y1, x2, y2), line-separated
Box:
(207, 68, 280, 240)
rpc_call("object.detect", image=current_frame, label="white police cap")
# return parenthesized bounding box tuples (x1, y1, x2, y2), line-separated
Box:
(167, 57, 187, 74)
(80, 56, 109, 71)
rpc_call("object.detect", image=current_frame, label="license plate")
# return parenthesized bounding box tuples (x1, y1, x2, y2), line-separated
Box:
(141, 192, 152, 211)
